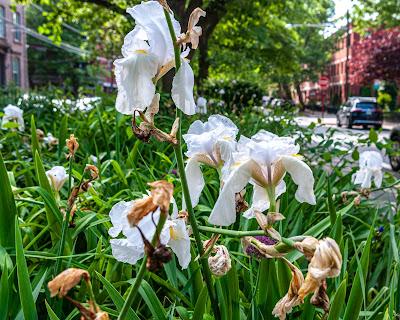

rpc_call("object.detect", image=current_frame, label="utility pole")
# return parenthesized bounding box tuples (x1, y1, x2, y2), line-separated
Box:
(345, 9, 350, 101)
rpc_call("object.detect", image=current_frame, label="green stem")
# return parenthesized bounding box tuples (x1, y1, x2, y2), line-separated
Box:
(118, 213, 167, 320)
(54, 156, 73, 276)
(164, 8, 220, 319)
(199, 226, 265, 237)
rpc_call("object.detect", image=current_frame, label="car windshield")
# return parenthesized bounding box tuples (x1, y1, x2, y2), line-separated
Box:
(356, 102, 377, 109)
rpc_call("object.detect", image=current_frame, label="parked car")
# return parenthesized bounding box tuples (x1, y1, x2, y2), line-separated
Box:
(336, 97, 383, 129)
(389, 126, 400, 171)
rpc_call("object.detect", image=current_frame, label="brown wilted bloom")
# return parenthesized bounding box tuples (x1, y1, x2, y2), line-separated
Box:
(208, 245, 232, 277)
(235, 190, 248, 214)
(36, 129, 45, 141)
(354, 195, 361, 206)
(127, 180, 174, 226)
(132, 94, 178, 145)
(48, 268, 90, 298)
(64, 296, 109, 320)
(272, 258, 304, 320)
(294, 237, 319, 261)
(177, 8, 206, 49)
(85, 164, 99, 180)
(66, 134, 79, 159)
(310, 280, 330, 312)
(297, 237, 342, 302)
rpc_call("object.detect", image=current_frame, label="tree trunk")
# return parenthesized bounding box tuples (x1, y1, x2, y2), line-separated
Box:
(296, 82, 305, 110)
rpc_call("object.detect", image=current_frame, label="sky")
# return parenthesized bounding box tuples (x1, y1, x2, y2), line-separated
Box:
(333, 0, 355, 27)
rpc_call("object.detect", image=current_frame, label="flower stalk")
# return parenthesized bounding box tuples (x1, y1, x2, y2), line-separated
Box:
(163, 8, 221, 319)
(118, 213, 168, 320)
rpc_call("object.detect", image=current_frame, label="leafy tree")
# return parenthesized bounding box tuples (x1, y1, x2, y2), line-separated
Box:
(353, 0, 400, 30)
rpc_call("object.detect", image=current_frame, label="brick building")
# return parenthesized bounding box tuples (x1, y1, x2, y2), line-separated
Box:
(297, 26, 400, 107)
(0, 0, 28, 89)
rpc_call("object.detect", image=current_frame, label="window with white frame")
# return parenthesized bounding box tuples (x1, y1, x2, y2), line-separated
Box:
(13, 11, 21, 42)
(0, 6, 5, 38)
(12, 57, 20, 85)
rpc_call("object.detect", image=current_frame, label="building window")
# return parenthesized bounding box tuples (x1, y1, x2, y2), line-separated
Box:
(13, 12, 21, 42)
(0, 6, 5, 38)
(12, 57, 20, 85)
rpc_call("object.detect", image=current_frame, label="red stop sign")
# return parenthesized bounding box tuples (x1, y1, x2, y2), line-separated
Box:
(319, 76, 329, 90)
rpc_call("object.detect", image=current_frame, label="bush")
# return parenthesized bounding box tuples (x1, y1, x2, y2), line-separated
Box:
(203, 79, 264, 114)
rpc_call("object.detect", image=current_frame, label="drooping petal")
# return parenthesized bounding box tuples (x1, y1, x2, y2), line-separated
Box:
(114, 52, 158, 114)
(373, 169, 383, 188)
(166, 219, 191, 269)
(281, 155, 316, 205)
(127, 1, 180, 66)
(110, 238, 144, 265)
(243, 184, 270, 219)
(209, 160, 254, 226)
(46, 166, 68, 192)
(183, 157, 205, 209)
(172, 59, 196, 115)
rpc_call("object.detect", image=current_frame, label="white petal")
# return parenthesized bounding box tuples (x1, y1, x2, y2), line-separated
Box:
(46, 166, 67, 192)
(183, 157, 205, 210)
(243, 184, 270, 219)
(172, 60, 196, 115)
(114, 52, 158, 115)
(281, 155, 316, 205)
(2, 105, 24, 131)
(108, 200, 135, 238)
(127, 1, 180, 66)
(110, 238, 144, 265)
(373, 169, 382, 188)
(121, 26, 149, 57)
(167, 219, 191, 269)
(209, 160, 254, 226)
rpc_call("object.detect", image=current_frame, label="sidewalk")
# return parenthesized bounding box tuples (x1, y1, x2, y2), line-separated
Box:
(299, 111, 397, 130)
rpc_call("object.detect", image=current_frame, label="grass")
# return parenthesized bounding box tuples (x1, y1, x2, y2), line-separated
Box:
(0, 90, 399, 319)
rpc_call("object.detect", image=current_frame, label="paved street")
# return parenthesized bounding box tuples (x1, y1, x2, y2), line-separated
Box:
(295, 112, 395, 171)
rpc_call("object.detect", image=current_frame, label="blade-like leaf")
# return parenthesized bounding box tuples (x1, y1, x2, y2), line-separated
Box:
(328, 277, 347, 320)
(0, 151, 16, 247)
(15, 217, 38, 320)
(139, 280, 167, 320)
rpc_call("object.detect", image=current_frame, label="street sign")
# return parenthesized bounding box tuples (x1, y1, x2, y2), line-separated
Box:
(319, 76, 329, 90)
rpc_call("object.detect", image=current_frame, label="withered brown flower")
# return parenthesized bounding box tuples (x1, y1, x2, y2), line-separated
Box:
(48, 268, 90, 298)
(272, 259, 304, 320)
(178, 8, 206, 49)
(127, 180, 174, 226)
(298, 237, 342, 301)
(66, 134, 79, 159)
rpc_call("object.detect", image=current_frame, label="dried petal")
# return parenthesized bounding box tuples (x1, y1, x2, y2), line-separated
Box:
(48, 268, 90, 298)
(66, 134, 79, 159)
(298, 237, 342, 301)
(208, 245, 231, 277)
(148, 180, 174, 213)
(85, 164, 99, 180)
(127, 196, 158, 226)
(272, 259, 304, 320)
(36, 129, 45, 141)
(293, 237, 319, 261)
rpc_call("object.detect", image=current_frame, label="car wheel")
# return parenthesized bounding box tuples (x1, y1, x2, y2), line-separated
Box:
(347, 118, 352, 129)
(363, 125, 368, 130)
(375, 124, 382, 130)
(390, 155, 400, 171)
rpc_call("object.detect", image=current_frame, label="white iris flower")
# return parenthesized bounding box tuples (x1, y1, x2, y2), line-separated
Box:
(1, 105, 24, 131)
(209, 130, 316, 226)
(183, 115, 239, 208)
(46, 166, 68, 192)
(353, 150, 383, 188)
(115, 1, 196, 116)
(109, 198, 191, 269)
